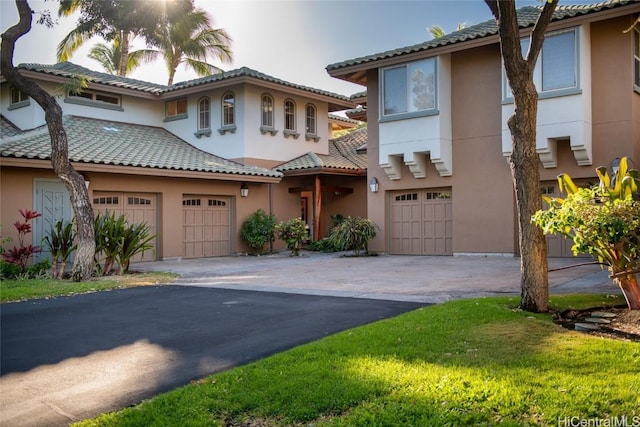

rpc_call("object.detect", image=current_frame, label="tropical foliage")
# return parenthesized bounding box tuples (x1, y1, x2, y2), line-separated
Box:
(275, 218, 308, 256)
(42, 220, 77, 279)
(533, 157, 640, 309)
(328, 216, 378, 256)
(240, 209, 277, 254)
(1, 209, 42, 273)
(87, 33, 157, 75)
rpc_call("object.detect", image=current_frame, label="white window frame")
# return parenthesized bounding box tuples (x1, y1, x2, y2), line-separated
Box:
(165, 97, 188, 121)
(503, 27, 580, 101)
(8, 87, 29, 110)
(305, 103, 319, 141)
(65, 89, 123, 111)
(260, 93, 277, 135)
(379, 57, 438, 120)
(283, 98, 300, 139)
(197, 97, 210, 131)
(218, 92, 237, 135)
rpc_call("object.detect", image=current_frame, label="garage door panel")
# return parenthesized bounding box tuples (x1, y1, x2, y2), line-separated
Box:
(183, 196, 231, 258)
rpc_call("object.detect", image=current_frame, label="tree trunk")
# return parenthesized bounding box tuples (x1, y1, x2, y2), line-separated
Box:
(615, 274, 640, 310)
(2, 0, 96, 281)
(118, 31, 130, 76)
(509, 81, 549, 312)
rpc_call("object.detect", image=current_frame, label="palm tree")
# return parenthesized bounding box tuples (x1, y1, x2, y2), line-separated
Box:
(151, 8, 232, 85)
(428, 23, 468, 39)
(88, 33, 156, 76)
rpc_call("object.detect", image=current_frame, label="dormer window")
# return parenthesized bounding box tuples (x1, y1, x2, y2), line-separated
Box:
(9, 87, 29, 109)
(165, 97, 187, 121)
(64, 89, 123, 111)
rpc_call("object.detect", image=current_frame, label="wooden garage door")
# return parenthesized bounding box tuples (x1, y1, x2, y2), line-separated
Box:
(390, 189, 452, 255)
(183, 196, 231, 258)
(93, 192, 158, 262)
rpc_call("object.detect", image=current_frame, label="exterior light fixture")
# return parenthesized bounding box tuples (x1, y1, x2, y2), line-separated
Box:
(82, 174, 90, 189)
(240, 182, 249, 197)
(369, 177, 379, 193)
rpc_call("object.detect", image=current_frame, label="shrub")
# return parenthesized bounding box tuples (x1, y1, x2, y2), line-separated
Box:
(1, 209, 42, 273)
(275, 217, 308, 256)
(43, 220, 77, 279)
(240, 209, 277, 254)
(328, 216, 378, 256)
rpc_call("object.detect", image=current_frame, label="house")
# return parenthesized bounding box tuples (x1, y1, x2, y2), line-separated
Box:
(1, 62, 364, 261)
(327, 0, 640, 257)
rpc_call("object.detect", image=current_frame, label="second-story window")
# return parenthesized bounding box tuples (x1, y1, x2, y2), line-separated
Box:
(166, 98, 187, 120)
(261, 94, 274, 128)
(198, 97, 210, 131)
(222, 92, 235, 126)
(305, 104, 319, 141)
(381, 57, 437, 118)
(284, 99, 296, 131)
(10, 87, 28, 105)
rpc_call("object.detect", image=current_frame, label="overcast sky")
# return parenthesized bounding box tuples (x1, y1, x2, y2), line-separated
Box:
(1, 0, 599, 97)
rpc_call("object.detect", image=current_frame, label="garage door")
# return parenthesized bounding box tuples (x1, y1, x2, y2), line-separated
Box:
(390, 189, 452, 255)
(93, 192, 158, 262)
(183, 196, 231, 258)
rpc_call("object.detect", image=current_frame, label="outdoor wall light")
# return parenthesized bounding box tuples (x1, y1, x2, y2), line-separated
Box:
(369, 177, 379, 193)
(240, 182, 249, 197)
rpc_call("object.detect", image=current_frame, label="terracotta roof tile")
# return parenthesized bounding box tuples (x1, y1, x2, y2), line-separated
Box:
(0, 115, 282, 178)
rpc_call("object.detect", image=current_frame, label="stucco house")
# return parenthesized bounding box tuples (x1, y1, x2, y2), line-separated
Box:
(0, 62, 365, 261)
(327, 0, 640, 257)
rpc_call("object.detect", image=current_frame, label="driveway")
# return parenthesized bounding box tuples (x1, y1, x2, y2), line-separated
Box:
(1, 286, 423, 427)
(1, 253, 614, 426)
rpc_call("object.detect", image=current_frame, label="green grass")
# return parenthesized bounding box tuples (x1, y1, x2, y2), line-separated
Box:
(0, 272, 178, 303)
(77, 294, 639, 427)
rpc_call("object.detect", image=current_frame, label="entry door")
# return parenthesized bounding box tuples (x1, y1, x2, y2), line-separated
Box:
(34, 180, 73, 261)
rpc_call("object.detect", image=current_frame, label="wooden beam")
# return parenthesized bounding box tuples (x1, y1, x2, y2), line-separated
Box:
(314, 175, 321, 241)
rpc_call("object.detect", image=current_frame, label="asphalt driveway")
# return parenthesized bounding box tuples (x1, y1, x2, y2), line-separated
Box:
(0, 285, 424, 427)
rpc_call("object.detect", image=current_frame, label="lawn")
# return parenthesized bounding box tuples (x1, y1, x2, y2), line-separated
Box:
(77, 294, 639, 427)
(0, 272, 178, 303)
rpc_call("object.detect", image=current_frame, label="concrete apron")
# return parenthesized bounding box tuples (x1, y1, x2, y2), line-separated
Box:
(133, 253, 615, 304)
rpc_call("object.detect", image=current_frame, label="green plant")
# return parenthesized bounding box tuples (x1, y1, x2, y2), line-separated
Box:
(117, 221, 155, 273)
(533, 157, 640, 309)
(275, 217, 308, 256)
(0, 225, 13, 255)
(94, 212, 155, 275)
(240, 209, 277, 254)
(43, 220, 77, 279)
(1, 209, 42, 273)
(328, 216, 378, 256)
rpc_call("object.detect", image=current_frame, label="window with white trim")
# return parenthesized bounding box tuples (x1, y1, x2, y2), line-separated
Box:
(10, 87, 28, 106)
(284, 99, 296, 131)
(197, 97, 210, 131)
(222, 92, 235, 126)
(261, 94, 274, 128)
(381, 57, 437, 118)
(503, 28, 578, 100)
(166, 98, 187, 119)
(634, 26, 640, 90)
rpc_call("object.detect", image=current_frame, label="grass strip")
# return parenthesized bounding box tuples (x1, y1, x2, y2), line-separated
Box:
(77, 294, 639, 427)
(0, 272, 178, 303)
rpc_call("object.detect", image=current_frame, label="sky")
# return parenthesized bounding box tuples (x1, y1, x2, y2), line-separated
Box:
(0, 0, 600, 97)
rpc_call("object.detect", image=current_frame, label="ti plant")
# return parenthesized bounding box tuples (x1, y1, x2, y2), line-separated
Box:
(42, 220, 77, 279)
(532, 157, 640, 310)
(1, 209, 42, 273)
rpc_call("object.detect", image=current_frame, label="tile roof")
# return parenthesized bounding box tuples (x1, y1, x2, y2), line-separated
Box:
(276, 127, 367, 173)
(0, 115, 282, 178)
(16, 62, 351, 103)
(0, 115, 21, 137)
(327, 0, 640, 72)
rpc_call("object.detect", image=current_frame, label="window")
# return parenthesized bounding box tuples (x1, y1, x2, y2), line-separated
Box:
(634, 27, 640, 90)
(166, 98, 188, 120)
(93, 196, 119, 205)
(305, 104, 319, 141)
(128, 197, 151, 206)
(182, 199, 201, 206)
(222, 92, 235, 126)
(198, 97, 210, 131)
(208, 199, 227, 206)
(503, 28, 578, 99)
(69, 90, 120, 105)
(261, 94, 274, 128)
(284, 99, 296, 131)
(10, 87, 28, 105)
(395, 193, 418, 201)
(381, 57, 436, 117)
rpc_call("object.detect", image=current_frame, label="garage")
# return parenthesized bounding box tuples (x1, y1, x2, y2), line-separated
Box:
(92, 192, 158, 262)
(390, 189, 452, 255)
(183, 195, 231, 258)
